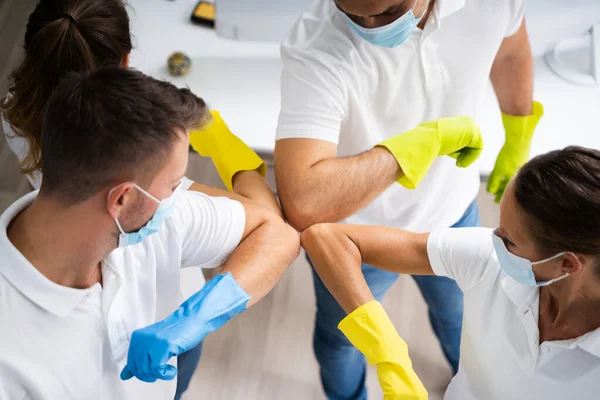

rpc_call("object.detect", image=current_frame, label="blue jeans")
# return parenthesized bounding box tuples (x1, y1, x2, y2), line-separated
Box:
(174, 342, 203, 400)
(310, 201, 481, 400)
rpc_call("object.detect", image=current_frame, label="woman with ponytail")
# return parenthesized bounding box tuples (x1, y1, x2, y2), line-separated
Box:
(2, 0, 132, 188)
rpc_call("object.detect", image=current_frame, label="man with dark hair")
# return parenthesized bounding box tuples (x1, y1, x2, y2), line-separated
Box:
(0, 67, 300, 399)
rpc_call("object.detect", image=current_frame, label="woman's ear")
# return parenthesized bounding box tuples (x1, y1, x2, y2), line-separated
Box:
(120, 53, 131, 68)
(561, 253, 584, 275)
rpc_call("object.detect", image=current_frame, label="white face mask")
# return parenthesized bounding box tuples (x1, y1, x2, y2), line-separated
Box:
(109, 181, 185, 247)
(492, 229, 571, 287)
(344, 0, 428, 48)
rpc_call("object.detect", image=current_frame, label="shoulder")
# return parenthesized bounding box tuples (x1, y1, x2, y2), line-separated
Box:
(462, 0, 524, 19)
(0, 272, 37, 327)
(282, 0, 358, 72)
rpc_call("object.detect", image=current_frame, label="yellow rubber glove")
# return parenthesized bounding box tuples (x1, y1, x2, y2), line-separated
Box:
(189, 110, 266, 191)
(338, 301, 428, 400)
(487, 101, 544, 203)
(377, 116, 484, 189)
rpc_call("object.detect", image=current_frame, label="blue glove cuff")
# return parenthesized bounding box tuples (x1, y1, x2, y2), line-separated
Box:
(170, 271, 251, 349)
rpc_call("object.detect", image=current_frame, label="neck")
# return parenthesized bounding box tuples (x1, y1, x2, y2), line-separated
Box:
(542, 274, 600, 330)
(417, 0, 435, 29)
(7, 195, 114, 289)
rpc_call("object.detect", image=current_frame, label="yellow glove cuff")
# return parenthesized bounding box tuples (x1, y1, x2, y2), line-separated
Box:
(376, 123, 440, 191)
(501, 100, 544, 146)
(377, 116, 482, 190)
(189, 110, 266, 191)
(339, 301, 428, 400)
(338, 301, 410, 365)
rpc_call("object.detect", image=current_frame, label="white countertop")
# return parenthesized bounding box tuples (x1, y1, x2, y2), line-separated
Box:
(129, 0, 600, 175)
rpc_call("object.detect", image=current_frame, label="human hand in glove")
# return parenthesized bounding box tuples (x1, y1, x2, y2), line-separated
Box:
(120, 272, 250, 382)
(339, 301, 428, 400)
(189, 110, 266, 191)
(487, 101, 544, 203)
(377, 116, 484, 189)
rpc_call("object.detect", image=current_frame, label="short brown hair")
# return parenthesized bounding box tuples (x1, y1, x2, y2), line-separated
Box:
(515, 146, 600, 272)
(40, 67, 209, 203)
(1, 0, 132, 176)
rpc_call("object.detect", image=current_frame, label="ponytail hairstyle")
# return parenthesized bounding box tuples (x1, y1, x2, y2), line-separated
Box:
(1, 0, 132, 176)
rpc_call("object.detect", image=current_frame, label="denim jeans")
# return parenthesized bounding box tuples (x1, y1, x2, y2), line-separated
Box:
(310, 201, 481, 400)
(174, 342, 203, 400)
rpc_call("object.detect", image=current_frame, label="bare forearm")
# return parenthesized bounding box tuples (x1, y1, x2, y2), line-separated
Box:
(222, 218, 299, 307)
(232, 171, 282, 217)
(490, 20, 534, 116)
(189, 171, 282, 217)
(300, 224, 374, 314)
(277, 146, 401, 231)
(301, 223, 433, 313)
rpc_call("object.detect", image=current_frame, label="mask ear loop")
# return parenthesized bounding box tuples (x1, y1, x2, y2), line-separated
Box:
(531, 251, 568, 265)
(108, 182, 159, 236)
(415, 0, 429, 20)
(532, 252, 574, 287)
(131, 183, 160, 204)
(114, 217, 126, 235)
(537, 272, 570, 287)
(108, 184, 127, 235)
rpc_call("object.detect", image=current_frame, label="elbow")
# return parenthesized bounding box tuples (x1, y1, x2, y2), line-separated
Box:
(285, 223, 302, 262)
(300, 222, 336, 258)
(276, 168, 336, 232)
(279, 195, 329, 233)
(269, 214, 301, 263)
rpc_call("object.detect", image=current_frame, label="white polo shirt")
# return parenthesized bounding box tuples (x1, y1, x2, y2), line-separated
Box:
(277, 0, 525, 232)
(427, 227, 600, 400)
(0, 189, 246, 400)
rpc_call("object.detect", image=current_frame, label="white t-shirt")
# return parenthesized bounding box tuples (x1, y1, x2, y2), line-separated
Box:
(427, 227, 600, 400)
(277, 0, 525, 232)
(0, 189, 246, 400)
(2, 115, 42, 188)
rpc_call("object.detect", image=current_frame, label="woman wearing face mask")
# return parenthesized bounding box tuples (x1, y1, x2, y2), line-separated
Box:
(301, 146, 600, 399)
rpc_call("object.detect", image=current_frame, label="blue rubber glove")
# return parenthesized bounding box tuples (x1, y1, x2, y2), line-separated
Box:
(120, 272, 250, 382)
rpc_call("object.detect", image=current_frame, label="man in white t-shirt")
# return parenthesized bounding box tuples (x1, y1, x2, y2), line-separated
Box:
(0, 67, 299, 400)
(275, 0, 544, 397)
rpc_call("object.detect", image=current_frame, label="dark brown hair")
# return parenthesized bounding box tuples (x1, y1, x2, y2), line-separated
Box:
(1, 0, 132, 176)
(40, 67, 209, 203)
(515, 146, 600, 272)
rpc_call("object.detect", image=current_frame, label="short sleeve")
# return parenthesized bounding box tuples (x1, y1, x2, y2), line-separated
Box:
(276, 43, 347, 144)
(427, 227, 498, 292)
(172, 191, 246, 269)
(505, 0, 525, 37)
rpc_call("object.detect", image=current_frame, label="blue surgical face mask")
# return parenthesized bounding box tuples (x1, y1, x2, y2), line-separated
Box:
(492, 229, 570, 287)
(110, 181, 184, 247)
(344, 0, 428, 48)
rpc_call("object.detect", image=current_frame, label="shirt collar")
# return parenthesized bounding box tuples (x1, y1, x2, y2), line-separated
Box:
(0, 191, 94, 318)
(500, 271, 600, 358)
(575, 329, 600, 358)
